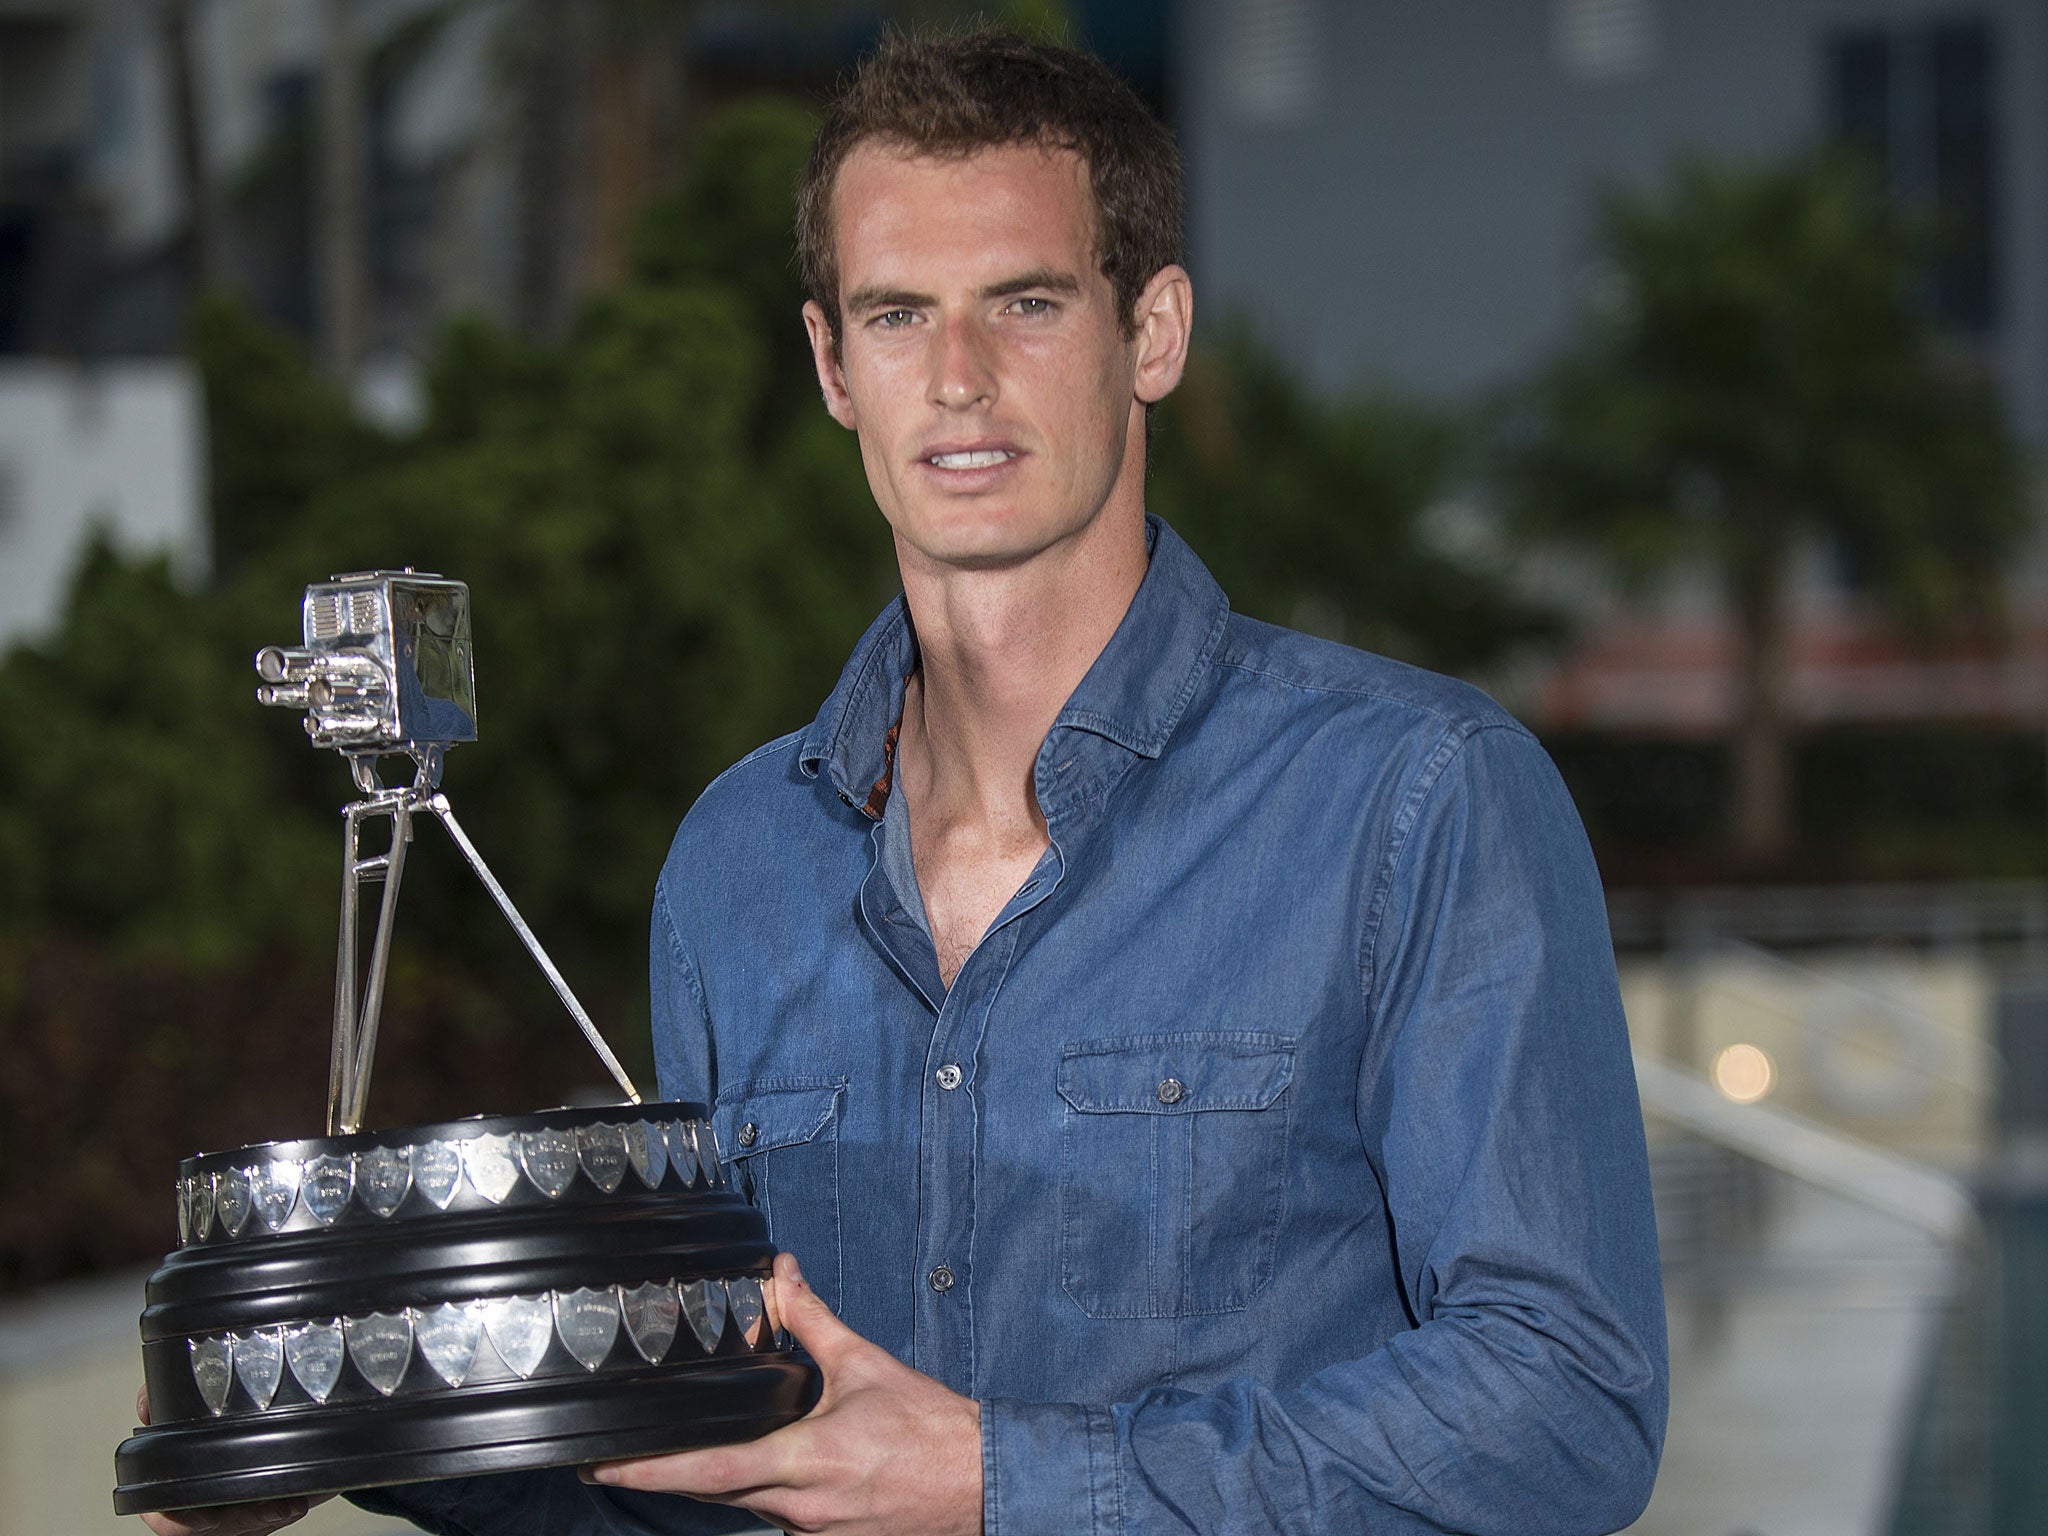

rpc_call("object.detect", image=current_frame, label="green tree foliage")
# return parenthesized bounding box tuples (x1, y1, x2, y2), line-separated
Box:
(0, 94, 1538, 1285)
(1497, 153, 2030, 863)
(1154, 332, 1555, 673)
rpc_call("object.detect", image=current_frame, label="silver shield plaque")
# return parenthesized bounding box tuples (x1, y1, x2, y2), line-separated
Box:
(250, 1161, 301, 1232)
(727, 1277, 767, 1348)
(344, 1312, 414, 1396)
(413, 1141, 463, 1209)
(621, 1280, 680, 1364)
(663, 1121, 697, 1187)
(190, 1336, 234, 1416)
(187, 1176, 216, 1243)
(302, 1154, 355, 1226)
(232, 1328, 285, 1411)
(282, 1319, 345, 1404)
(681, 1279, 728, 1354)
(414, 1302, 484, 1388)
(482, 1294, 553, 1379)
(214, 1167, 253, 1237)
(553, 1287, 621, 1371)
(356, 1145, 412, 1218)
(624, 1121, 666, 1188)
(518, 1130, 578, 1200)
(576, 1124, 629, 1194)
(462, 1135, 520, 1205)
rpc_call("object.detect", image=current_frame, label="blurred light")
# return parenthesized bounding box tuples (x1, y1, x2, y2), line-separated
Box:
(1711, 1042, 1775, 1104)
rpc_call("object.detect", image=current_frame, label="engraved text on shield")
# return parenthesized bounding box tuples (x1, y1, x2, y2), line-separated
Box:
(414, 1301, 484, 1388)
(214, 1167, 253, 1236)
(250, 1160, 301, 1231)
(190, 1335, 233, 1415)
(554, 1287, 621, 1371)
(463, 1135, 520, 1205)
(232, 1326, 285, 1410)
(577, 1124, 629, 1193)
(356, 1144, 412, 1218)
(344, 1311, 414, 1396)
(283, 1319, 345, 1403)
(518, 1129, 578, 1200)
(414, 1141, 462, 1209)
(302, 1154, 355, 1225)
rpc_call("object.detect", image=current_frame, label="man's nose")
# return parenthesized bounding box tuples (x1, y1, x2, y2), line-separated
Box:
(929, 315, 996, 409)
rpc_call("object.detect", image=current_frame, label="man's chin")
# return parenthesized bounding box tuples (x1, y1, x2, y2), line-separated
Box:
(891, 516, 1073, 576)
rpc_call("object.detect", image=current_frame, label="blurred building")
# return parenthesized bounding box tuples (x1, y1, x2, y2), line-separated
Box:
(1182, 0, 2041, 436)
(1180, 0, 2048, 738)
(0, 0, 1167, 644)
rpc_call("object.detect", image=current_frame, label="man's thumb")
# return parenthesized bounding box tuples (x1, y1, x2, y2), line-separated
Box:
(771, 1250, 854, 1364)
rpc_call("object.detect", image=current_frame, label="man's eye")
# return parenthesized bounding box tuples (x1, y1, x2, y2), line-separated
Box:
(874, 309, 917, 328)
(1009, 297, 1053, 315)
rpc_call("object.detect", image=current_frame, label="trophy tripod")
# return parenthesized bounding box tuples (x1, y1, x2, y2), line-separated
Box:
(114, 570, 819, 1517)
(252, 570, 639, 1131)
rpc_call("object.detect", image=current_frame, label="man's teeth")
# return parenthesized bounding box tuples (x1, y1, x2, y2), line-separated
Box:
(929, 450, 1014, 469)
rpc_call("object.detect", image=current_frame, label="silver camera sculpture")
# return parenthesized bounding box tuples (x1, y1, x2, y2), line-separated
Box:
(255, 570, 640, 1133)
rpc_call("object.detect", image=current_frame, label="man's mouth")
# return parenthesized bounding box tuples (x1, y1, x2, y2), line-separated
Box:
(926, 449, 1017, 469)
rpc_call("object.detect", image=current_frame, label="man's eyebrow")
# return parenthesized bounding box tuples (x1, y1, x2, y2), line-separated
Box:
(980, 268, 1083, 300)
(842, 270, 1085, 316)
(843, 284, 934, 316)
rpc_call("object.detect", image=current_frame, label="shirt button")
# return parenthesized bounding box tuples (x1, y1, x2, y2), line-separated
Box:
(736, 1122, 759, 1148)
(1156, 1078, 1185, 1106)
(928, 1264, 955, 1293)
(935, 1064, 963, 1091)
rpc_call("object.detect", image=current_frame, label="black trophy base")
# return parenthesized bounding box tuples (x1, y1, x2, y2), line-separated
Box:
(112, 1103, 821, 1517)
(114, 1354, 820, 1514)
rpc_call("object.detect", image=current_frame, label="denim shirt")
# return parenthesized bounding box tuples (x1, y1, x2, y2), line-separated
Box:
(356, 518, 1666, 1535)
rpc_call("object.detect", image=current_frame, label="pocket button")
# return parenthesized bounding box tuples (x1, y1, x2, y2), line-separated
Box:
(1156, 1078, 1185, 1106)
(737, 1122, 759, 1148)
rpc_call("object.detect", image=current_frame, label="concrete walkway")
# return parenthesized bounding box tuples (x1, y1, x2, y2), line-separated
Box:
(0, 1268, 415, 1536)
(1627, 1175, 1960, 1536)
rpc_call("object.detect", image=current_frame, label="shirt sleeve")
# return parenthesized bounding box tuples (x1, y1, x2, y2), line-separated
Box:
(982, 723, 1668, 1535)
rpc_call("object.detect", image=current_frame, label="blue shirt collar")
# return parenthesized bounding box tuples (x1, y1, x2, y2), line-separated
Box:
(798, 516, 1230, 809)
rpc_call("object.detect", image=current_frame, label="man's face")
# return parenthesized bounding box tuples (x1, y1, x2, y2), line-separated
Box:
(804, 141, 1181, 573)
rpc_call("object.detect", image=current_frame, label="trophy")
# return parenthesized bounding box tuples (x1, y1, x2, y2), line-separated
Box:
(113, 572, 819, 1515)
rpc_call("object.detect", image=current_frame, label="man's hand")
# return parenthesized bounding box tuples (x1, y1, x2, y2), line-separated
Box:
(132, 1387, 330, 1536)
(586, 1252, 983, 1536)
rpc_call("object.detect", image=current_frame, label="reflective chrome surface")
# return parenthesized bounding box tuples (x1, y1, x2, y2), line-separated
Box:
(174, 1116, 723, 1246)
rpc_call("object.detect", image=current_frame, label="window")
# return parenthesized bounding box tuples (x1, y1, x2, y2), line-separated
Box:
(1826, 17, 1998, 333)
(1554, 0, 1656, 82)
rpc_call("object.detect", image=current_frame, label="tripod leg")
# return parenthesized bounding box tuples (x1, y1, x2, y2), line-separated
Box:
(329, 803, 365, 1136)
(341, 797, 415, 1132)
(425, 794, 642, 1104)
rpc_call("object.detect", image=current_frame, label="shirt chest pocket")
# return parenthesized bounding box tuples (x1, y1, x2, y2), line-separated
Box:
(712, 1078, 846, 1313)
(1056, 1033, 1295, 1319)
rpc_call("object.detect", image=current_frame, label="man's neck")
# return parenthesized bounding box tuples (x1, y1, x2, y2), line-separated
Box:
(895, 506, 1149, 839)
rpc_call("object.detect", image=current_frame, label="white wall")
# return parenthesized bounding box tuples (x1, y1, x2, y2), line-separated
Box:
(0, 361, 208, 649)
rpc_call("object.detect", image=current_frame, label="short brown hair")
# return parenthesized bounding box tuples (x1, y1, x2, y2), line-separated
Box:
(796, 28, 1183, 343)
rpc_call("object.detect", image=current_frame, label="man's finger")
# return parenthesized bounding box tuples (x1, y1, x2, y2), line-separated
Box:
(586, 1418, 810, 1496)
(771, 1251, 862, 1370)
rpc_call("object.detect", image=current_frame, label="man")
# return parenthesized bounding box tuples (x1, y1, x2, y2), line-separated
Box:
(147, 28, 1666, 1536)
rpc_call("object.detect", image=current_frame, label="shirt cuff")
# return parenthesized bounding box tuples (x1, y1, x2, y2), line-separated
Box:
(982, 1398, 1117, 1536)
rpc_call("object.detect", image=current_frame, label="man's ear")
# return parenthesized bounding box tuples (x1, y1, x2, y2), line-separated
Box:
(1131, 265, 1193, 406)
(803, 300, 859, 431)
